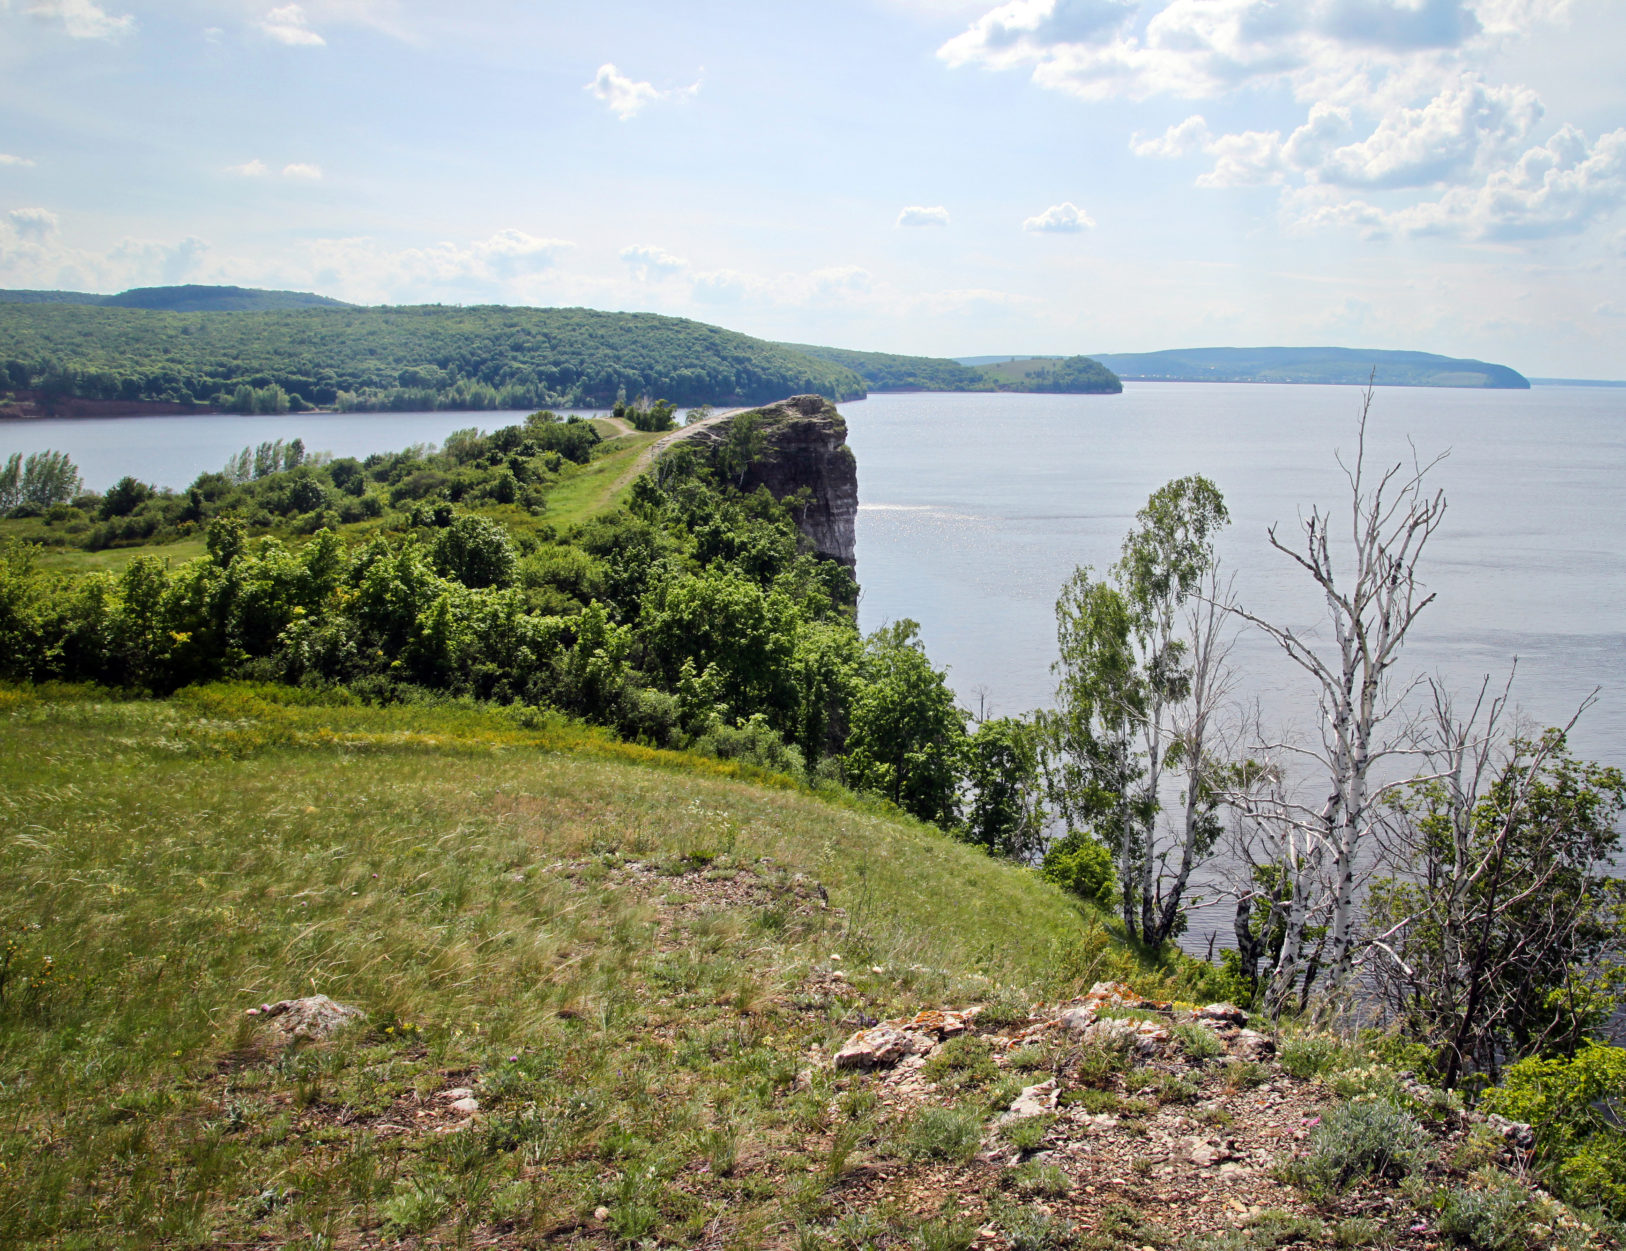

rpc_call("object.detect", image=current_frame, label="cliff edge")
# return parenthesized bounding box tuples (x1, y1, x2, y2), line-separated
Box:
(690, 394, 858, 568)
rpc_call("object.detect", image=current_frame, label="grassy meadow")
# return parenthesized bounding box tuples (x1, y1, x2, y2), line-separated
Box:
(0, 682, 1188, 1248)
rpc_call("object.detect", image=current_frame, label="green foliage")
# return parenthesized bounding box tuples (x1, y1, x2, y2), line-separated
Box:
(0, 303, 867, 411)
(999, 1202, 1075, 1251)
(1278, 1033, 1348, 1080)
(1479, 1044, 1626, 1217)
(1040, 830, 1117, 908)
(1283, 1099, 1431, 1197)
(961, 715, 1046, 860)
(1, 450, 81, 513)
(921, 1035, 999, 1091)
(841, 620, 966, 827)
(900, 1105, 984, 1163)
(1169, 1021, 1225, 1062)
(1367, 737, 1626, 1082)
(1436, 1175, 1545, 1251)
(785, 342, 1122, 395)
(999, 1114, 1054, 1152)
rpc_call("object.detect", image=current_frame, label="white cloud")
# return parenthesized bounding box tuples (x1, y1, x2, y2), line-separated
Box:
(1316, 77, 1542, 188)
(0, 154, 36, 167)
(227, 159, 269, 177)
(939, 0, 1570, 106)
(1197, 130, 1291, 188)
(1131, 115, 1211, 158)
(1283, 124, 1626, 240)
(689, 268, 752, 304)
(281, 162, 323, 180)
(24, 0, 133, 39)
(585, 63, 700, 121)
(259, 4, 325, 47)
(897, 204, 951, 227)
(1022, 201, 1095, 232)
(1405, 124, 1626, 239)
(619, 243, 689, 280)
(7, 207, 59, 240)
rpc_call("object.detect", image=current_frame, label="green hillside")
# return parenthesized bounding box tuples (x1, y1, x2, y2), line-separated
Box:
(1088, 346, 1530, 389)
(783, 342, 1122, 395)
(0, 302, 866, 412)
(0, 284, 352, 312)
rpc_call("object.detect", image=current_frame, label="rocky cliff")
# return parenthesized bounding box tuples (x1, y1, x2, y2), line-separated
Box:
(692, 394, 858, 568)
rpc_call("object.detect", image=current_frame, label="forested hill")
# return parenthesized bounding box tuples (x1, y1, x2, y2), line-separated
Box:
(1088, 346, 1530, 389)
(0, 284, 352, 312)
(0, 302, 867, 413)
(781, 342, 1122, 394)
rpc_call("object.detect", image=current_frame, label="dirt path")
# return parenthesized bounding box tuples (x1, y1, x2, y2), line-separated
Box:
(601, 406, 748, 502)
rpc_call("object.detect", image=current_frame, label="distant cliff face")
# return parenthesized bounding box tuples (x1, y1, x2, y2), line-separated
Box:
(694, 395, 858, 568)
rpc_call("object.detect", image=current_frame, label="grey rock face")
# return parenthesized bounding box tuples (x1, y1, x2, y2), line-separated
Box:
(694, 395, 858, 568)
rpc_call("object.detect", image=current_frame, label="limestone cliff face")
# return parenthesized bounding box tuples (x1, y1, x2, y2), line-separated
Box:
(694, 395, 858, 568)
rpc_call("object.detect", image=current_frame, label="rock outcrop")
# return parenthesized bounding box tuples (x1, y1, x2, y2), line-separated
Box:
(690, 395, 858, 568)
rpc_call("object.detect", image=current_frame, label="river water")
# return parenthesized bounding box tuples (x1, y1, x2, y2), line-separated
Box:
(845, 383, 1626, 766)
(844, 382, 1626, 951)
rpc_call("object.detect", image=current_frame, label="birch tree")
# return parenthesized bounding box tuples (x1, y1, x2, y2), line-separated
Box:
(1232, 388, 1447, 1003)
(1044, 476, 1233, 947)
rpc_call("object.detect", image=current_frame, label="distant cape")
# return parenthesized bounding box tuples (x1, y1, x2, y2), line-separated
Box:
(1079, 346, 1528, 389)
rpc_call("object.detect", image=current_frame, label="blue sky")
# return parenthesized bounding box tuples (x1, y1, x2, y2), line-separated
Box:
(1, 0, 1623, 376)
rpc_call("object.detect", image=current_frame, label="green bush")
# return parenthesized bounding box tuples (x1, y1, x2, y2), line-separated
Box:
(902, 1106, 984, 1163)
(1000, 1114, 1054, 1152)
(1040, 830, 1116, 907)
(1436, 1176, 1540, 1251)
(1480, 1043, 1626, 1219)
(1284, 1099, 1430, 1197)
(1278, 1033, 1346, 1080)
(1171, 1020, 1225, 1062)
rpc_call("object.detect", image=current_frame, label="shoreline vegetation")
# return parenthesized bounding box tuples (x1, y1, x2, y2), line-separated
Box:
(0, 286, 1540, 423)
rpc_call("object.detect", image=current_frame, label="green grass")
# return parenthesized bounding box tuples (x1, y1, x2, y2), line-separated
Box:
(541, 429, 665, 529)
(0, 681, 1180, 1247)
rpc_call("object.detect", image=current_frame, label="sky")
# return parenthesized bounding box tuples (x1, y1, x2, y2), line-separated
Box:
(0, 0, 1623, 377)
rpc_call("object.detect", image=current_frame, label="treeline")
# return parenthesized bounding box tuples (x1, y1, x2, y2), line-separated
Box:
(0, 429, 990, 827)
(0, 304, 867, 414)
(2, 412, 603, 551)
(785, 342, 1123, 394)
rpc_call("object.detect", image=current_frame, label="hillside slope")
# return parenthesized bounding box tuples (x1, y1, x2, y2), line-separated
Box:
(0, 303, 867, 413)
(1088, 346, 1529, 388)
(0, 283, 351, 312)
(0, 685, 1578, 1249)
(783, 343, 1122, 394)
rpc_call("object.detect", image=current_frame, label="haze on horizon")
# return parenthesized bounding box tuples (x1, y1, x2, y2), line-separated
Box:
(0, 0, 1622, 379)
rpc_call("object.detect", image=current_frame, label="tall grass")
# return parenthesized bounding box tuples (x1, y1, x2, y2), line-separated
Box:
(0, 683, 1186, 1246)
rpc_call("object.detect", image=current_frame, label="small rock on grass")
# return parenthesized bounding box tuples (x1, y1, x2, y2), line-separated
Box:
(245, 995, 364, 1042)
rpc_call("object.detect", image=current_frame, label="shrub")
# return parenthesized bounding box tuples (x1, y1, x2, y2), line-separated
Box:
(1284, 1099, 1431, 1197)
(1001, 1203, 1073, 1251)
(1279, 1033, 1345, 1080)
(1171, 1021, 1225, 1062)
(1479, 1044, 1626, 1220)
(1436, 1175, 1540, 1251)
(913, 1214, 981, 1251)
(902, 1106, 984, 1163)
(1010, 1160, 1071, 1198)
(1040, 830, 1116, 907)
(1000, 1115, 1054, 1152)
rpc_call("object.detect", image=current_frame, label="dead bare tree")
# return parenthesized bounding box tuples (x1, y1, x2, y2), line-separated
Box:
(1230, 386, 1447, 1004)
(1365, 678, 1624, 1087)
